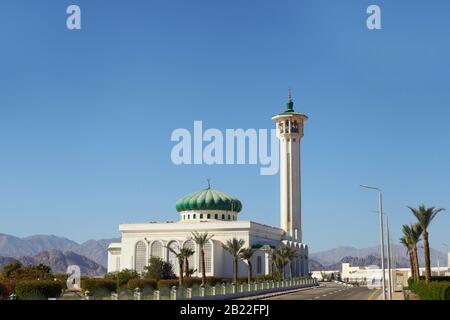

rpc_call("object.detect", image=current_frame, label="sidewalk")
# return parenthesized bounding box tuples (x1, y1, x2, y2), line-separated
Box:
(375, 291, 405, 300)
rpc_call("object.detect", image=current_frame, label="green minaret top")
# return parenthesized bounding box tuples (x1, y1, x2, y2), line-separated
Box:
(285, 89, 294, 112)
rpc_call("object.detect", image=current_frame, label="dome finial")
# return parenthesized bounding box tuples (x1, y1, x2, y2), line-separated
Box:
(207, 178, 211, 189)
(286, 88, 294, 112)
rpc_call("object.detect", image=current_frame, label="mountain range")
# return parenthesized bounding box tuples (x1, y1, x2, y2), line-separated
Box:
(0, 233, 119, 267)
(309, 245, 448, 271)
(0, 250, 106, 276)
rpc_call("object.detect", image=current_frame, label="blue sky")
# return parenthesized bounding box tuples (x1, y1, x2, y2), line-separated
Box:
(0, 0, 449, 252)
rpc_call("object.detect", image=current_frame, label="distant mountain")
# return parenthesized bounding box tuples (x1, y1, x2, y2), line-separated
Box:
(0, 250, 106, 276)
(308, 259, 326, 271)
(309, 245, 448, 271)
(0, 234, 119, 267)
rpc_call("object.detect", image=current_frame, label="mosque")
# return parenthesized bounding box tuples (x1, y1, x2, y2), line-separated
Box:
(107, 93, 310, 279)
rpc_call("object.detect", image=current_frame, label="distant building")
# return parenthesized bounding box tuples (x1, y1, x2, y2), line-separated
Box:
(341, 262, 450, 289)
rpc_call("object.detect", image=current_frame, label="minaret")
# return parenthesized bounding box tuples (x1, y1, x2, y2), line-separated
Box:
(272, 90, 308, 241)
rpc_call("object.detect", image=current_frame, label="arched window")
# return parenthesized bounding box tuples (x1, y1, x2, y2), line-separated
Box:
(168, 241, 180, 274)
(299, 256, 304, 276)
(199, 241, 212, 274)
(183, 240, 196, 273)
(257, 256, 262, 274)
(151, 241, 163, 259)
(135, 241, 147, 274)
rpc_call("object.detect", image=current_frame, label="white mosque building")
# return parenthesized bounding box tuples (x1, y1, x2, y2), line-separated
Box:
(107, 93, 310, 279)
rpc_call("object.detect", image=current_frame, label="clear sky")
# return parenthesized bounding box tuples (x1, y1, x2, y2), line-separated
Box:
(0, 0, 449, 252)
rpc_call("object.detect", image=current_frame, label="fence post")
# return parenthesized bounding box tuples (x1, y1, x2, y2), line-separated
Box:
(247, 283, 252, 292)
(232, 283, 236, 294)
(134, 288, 142, 300)
(84, 291, 91, 300)
(222, 283, 227, 295)
(154, 290, 160, 300)
(239, 283, 244, 293)
(211, 286, 216, 296)
(171, 286, 177, 300)
(200, 285, 205, 297)
(187, 288, 192, 299)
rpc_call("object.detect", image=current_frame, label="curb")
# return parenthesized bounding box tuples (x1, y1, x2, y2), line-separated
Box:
(236, 285, 320, 300)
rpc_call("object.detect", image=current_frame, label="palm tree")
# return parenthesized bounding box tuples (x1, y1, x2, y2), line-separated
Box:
(400, 235, 415, 281)
(268, 248, 279, 278)
(284, 247, 298, 279)
(239, 248, 255, 284)
(409, 205, 445, 283)
(222, 238, 246, 284)
(191, 232, 214, 286)
(273, 248, 288, 280)
(168, 247, 185, 286)
(180, 247, 195, 278)
(400, 223, 422, 282)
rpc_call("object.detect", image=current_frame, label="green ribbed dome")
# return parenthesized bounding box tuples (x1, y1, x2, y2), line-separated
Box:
(176, 188, 242, 213)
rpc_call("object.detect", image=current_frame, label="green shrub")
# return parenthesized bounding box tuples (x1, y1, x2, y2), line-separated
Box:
(236, 276, 252, 284)
(181, 277, 202, 288)
(128, 278, 157, 290)
(1, 262, 54, 281)
(144, 257, 175, 280)
(15, 280, 63, 300)
(204, 276, 224, 286)
(409, 280, 450, 300)
(255, 275, 274, 282)
(157, 279, 179, 289)
(105, 269, 139, 288)
(81, 278, 116, 296)
(182, 277, 224, 287)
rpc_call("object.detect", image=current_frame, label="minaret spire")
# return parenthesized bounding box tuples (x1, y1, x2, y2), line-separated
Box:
(286, 88, 294, 112)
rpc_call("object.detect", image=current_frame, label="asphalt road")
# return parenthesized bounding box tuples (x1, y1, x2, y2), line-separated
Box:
(263, 282, 380, 300)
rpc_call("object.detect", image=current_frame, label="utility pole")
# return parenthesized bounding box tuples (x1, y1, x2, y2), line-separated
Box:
(360, 185, 386, 300)
(386, 215, 392, 300)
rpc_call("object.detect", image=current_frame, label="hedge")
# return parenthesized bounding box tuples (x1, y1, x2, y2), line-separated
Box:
(409, 280, 450, 300)
(183, 277, 224, 287)
(157, 279, 179, 289)
(15, 280, 63, 300)
(128, 279, 157, 290)
(81, 278, 116, 296)
(156, 277, 224, 289)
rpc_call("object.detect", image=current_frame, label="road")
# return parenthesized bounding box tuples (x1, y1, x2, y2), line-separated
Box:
(263, 282, 380, 300)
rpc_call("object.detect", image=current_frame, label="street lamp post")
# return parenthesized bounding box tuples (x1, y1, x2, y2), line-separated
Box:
(386, 215, 393, 299)
(360, 184, 386, 300)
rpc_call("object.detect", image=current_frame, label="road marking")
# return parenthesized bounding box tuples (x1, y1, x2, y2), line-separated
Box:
(368, 289, 381, 300)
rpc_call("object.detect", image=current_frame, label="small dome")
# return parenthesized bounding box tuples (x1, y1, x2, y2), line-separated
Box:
(176, 188, 242, 213)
